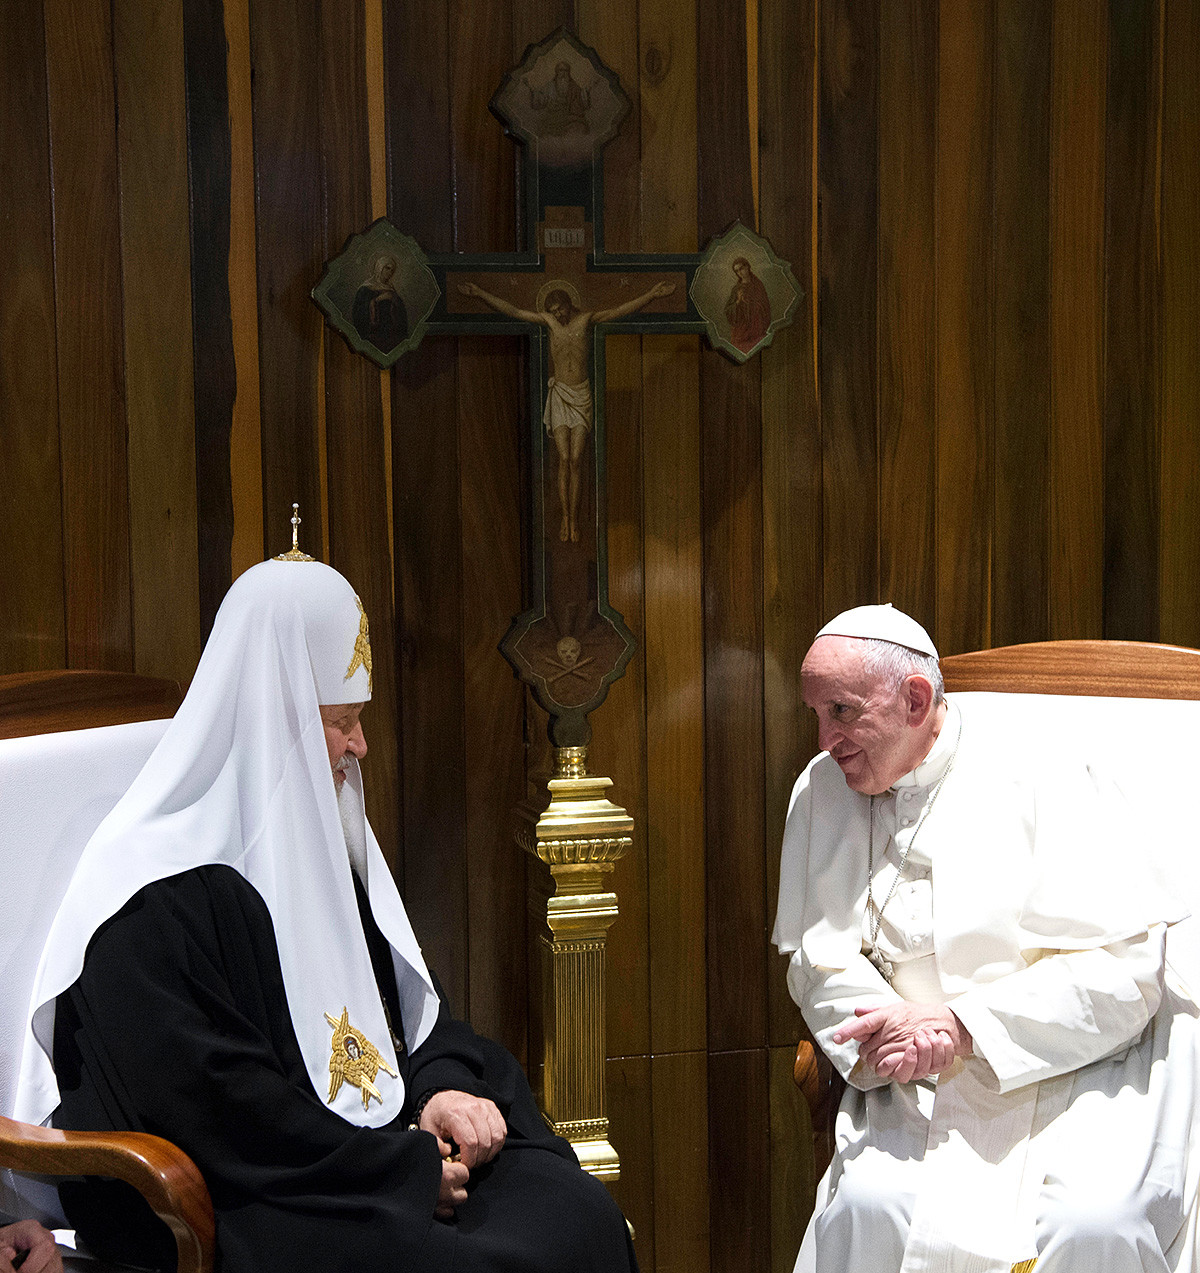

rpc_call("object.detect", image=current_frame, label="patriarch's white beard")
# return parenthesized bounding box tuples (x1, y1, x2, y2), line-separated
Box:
(336, 778, 369, 882)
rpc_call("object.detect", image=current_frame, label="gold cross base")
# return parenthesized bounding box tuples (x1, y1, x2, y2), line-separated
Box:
(513, 746, 632, 1184)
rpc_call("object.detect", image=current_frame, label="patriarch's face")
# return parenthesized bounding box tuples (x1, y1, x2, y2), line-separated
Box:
(319, 702, 367, 790)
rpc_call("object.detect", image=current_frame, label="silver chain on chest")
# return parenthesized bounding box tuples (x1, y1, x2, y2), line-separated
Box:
(865, 714, 962, 981)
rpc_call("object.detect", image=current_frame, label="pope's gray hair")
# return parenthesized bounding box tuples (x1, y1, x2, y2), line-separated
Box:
(861, 638, 944, 705)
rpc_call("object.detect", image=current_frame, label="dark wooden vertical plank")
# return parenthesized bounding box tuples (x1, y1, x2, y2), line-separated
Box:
(319, 0, 402, 873)
(577, 0, 651, 1065)
(589, 332, 651, 1063)
(641, 0, 706, 1069)
(0, 0, 65, 672)
(1158, 0, 1200, 647)
(223, 0, 266, 585)
(1048, 0, 1106, 640)
(449, 0, 528, 1052)
(770, 1043, 816, 1273)
(818, 0, 878, 620)
(935, 0, 994, 656)
(459, 331, 526, 1053)
(708, 1049, 770, 1272)
(115, 0, 202, 684)
(699, 0, 766, 1061)
(760, 0, 820, 1051)
(992, 0, 1051, 646)
(250, 0, 325, 556)
(44, 0, 132, 672)
(1103, 0, 1161, 640)
(652, 1050, 709, 1273)
(385, 0, 468, 997)
(607, 1054, 656, 1273)
(878, 0, 937, 626)
(184, 0, 242, 631)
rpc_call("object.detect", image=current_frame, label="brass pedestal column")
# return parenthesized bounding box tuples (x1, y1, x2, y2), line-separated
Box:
(514, 745, 632, 1182)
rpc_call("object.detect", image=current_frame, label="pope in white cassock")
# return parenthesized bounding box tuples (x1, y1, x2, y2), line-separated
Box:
(773, 604, 1200, 1273)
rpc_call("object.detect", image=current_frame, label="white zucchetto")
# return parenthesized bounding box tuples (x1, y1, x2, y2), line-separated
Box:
(815, 602, 939, 660)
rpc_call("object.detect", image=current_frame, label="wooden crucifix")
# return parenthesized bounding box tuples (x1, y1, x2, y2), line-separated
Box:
(314, 28, 800, 747)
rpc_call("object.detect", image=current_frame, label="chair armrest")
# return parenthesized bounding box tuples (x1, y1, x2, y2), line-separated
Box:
(793, 1038, 840, 1181)
(0, 1114, 214, 1273)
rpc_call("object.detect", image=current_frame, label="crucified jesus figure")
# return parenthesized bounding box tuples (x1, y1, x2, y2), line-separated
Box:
(459, 279, 676, 542)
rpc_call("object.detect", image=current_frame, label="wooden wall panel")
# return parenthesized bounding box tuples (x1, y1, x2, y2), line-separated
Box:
(640, 0, 705, 1065)
(224, 0, 266, 582)
(643, 336, 705, 1058)
(1103, 0, 1162, 640)
(760, 0, 820, 1050)
(580, 0, 651, 1066)
(607, 1054, 655, 1272)
(45, 0, 132, 672)
(877, 0, 937, 626)
(708, 1049, 770, 1272)
(115, 0, 202, 684)
(593, 332, 652, 1061)
(250, 0, 325, 556)
(652, 1049, 709, 1273)
(992, 0, 1050, 646)
(699, 0, 766, 1059)
(319, 0, 401, 873)
(0, 0, 65, 672)
(384, 0, 467, 985)
(818, 0, 878, 619)
(449, 0, 529, 1048)
(935, 0, 994, 655)
(769, 1043, 816, 1273)
(183, 0, 239, 630)
(1048, 0, 1106, 639)
(459, 334, 527, 1051)
(1158, 0, 1200, 648)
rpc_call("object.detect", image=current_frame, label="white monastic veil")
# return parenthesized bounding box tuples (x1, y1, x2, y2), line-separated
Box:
(17, 558, 440, 1130)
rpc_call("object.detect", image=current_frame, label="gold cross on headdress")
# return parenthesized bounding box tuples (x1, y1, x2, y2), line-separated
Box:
(345, 594, 373, 693)
(274, 502, 316, 562)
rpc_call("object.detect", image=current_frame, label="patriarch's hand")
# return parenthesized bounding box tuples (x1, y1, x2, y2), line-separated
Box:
(0, 1221, 63, 1273)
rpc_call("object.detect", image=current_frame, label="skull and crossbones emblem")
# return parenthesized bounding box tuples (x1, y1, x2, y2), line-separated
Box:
(545, 636, 595, 687)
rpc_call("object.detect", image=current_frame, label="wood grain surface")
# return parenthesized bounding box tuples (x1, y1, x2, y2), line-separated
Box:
(1103, 0, 1162, 640)
(116, 0, 202, 684)
(1048, 0, 1106, 640)
(45, 0, 132, 672)
(0, 0, 65, 672)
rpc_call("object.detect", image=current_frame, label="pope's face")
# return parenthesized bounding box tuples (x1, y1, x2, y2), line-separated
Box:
(319, 702, 367, 790)
(800, 636, 931, 795)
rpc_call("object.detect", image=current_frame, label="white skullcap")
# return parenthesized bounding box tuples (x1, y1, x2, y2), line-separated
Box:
(815, 603, 939, 660)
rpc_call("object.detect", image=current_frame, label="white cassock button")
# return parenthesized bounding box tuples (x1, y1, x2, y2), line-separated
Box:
(901, 790, 913, 802)
(900, 816, 913, 828)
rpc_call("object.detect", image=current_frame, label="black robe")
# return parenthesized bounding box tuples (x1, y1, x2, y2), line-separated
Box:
(52, 864, 637, 1273)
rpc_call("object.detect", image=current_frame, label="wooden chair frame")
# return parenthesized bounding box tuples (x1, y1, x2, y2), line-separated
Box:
(0, 671, 215, 1273)
(792, 638, 1200, 1180)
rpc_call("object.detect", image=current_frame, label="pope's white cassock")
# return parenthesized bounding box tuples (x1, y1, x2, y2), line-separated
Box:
(773, 695, 1200, 1273)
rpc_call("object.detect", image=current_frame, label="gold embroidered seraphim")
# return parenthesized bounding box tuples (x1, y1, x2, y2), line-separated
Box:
(325, 1007, 397, 1110)
(345, 595, 373, 693)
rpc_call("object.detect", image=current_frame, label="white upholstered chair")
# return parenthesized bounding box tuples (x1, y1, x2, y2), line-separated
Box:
(0, 671, 213, 1273)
